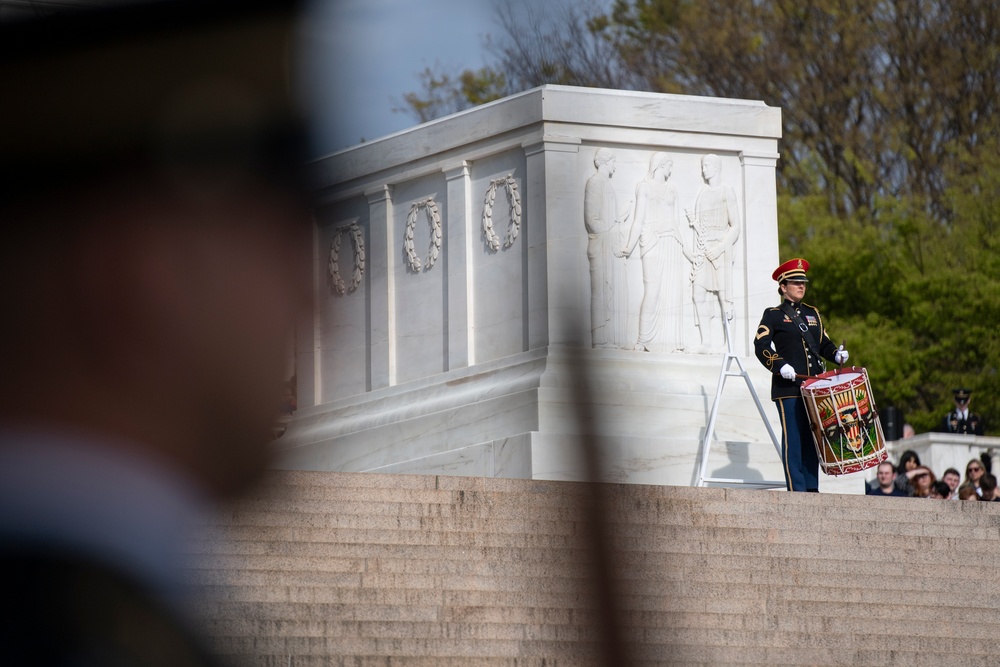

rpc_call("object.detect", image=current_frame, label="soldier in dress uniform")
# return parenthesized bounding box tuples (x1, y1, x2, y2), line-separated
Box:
(0, 2, 311, 664)
(753, 259, 849, 492)
(943, 388, 984, 435)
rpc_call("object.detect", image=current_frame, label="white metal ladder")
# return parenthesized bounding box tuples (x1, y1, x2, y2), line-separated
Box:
(696, 316, 785, 488)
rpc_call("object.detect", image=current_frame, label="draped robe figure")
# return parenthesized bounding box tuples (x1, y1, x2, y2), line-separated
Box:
(623, 153, 686, 352)
(584, 149, 628, 348)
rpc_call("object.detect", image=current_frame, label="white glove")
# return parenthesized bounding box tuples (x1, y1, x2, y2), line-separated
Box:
(780, 364, 796, 380)
(835, 346, 849, 365)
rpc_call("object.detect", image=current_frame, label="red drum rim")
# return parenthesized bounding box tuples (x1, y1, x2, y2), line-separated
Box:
(801, 366, 867, 390)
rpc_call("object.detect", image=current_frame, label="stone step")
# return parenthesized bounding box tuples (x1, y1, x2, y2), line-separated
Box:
(191, 584, 998, 651)
(198, 618, 1000, 655)
(207, 650, 993, 667)
(224, 483, 999, 531)
(252, 472, 980, 530)
(204, 630, 985, 661)
(207, 635, 598, 660)
(214, 496, 996, 533)
(191, 566, 1000, 621)
(193, 573, 996, 613)
(225, 488, 975, 521)
(200, 526, 585, 549)
(191, 525, 1000, 569)
(189, 472, 1000, 666)
(199, 514, 998, 557)
(200, 618, 611, 643)
(198, 584, 583, 608)
(219, 658, 602, 667)
(191, 599, 1000, 633)
(212, 511, 586, 536)
(189, 552, 999, 601)
(192, 620, 997, 658)
(216, 656, 602, 667)
(190, 529, 992, 577)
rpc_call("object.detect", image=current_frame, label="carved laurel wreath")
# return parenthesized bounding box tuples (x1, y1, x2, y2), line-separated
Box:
(482, 173, 521, 251)
(328, 222, 365, 295)
(404, 197, 442, 272)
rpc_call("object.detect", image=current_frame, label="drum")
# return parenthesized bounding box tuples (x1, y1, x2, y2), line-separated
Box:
(800, 366, 887, 476)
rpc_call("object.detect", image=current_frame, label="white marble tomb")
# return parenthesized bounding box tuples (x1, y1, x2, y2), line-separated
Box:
(276, 85, 863, 492)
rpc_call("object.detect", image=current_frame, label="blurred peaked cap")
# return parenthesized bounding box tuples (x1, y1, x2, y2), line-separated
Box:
(953, 388, 972, 400)
(772, 257, 810, 283)
(0, 0, 309, 200)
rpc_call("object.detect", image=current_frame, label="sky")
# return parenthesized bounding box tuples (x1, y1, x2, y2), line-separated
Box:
(299, 0, 501, 157)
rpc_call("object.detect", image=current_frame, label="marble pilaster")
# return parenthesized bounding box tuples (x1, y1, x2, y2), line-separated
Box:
(444, 161, 473, 368)
(365, 184, 394, 389)
(739, 150, 781, 355)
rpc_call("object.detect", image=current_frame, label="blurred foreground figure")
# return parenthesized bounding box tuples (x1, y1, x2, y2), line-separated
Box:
(0, 1, 309, 664)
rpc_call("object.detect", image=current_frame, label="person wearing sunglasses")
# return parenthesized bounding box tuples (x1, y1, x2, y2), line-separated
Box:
(964, 458, 988, 497)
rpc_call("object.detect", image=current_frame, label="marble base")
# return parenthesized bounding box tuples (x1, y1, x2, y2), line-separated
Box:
(275, 346, 866, 492)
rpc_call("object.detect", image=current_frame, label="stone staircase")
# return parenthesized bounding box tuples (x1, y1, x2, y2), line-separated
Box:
(187, 470, 1000, 666)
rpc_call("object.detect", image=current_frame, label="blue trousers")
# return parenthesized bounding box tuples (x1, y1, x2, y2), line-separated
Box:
(776, 397, 819, 492)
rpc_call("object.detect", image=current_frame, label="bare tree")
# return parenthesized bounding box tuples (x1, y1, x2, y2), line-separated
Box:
(401, 0, 1000, 224)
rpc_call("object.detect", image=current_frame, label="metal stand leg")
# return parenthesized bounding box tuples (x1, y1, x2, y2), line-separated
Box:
(696, 317, 784, 488)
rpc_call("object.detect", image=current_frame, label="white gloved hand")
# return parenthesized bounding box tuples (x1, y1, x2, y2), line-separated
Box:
(780, 364, 796, 380)
(835, 346, 849, 365)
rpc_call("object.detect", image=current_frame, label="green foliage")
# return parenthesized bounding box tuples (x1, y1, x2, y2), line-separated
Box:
(782, 133, 1000, 434)
(395, 66, 509, 124)
(395, 0, 1000, 435)
(459, 68, 507, 107)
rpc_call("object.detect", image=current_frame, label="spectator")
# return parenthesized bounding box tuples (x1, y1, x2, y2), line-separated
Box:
(964, 459, 986, 497)
(866, 461, 908, 497)
(979, 474, 999, 501)
(942, 468, 962, 501)
(898, 450, 920, 472)
(889, 450, 922, 496)
(929, 481, 951, 499)
(910, 467, 936, 498)
(958, 484, 979, 501)
(902, 423, 916, 439)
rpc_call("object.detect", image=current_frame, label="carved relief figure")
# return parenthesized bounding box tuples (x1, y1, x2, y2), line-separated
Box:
(622, 152, 687, 352)
(685, 154, 740, 352)
(584, 148, 630, 348)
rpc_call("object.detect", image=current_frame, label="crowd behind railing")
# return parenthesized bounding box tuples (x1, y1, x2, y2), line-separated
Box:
(866, 449, 996, 500)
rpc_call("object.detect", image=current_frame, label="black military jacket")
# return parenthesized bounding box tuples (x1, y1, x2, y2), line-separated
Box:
(943, 410, 984, 435)
(754, 299, 839, 400)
